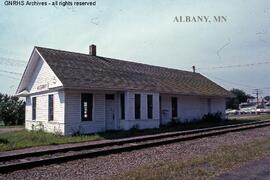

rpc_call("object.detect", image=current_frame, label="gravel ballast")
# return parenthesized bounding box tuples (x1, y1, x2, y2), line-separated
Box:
(1, 126, 270, 180)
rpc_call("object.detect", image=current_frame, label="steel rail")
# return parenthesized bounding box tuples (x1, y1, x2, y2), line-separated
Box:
(0, 120, 270, 174)
(1, 119, 269, 162)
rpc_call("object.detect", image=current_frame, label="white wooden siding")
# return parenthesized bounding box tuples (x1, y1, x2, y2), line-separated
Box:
(120, 91, 160, 130)
(179, 96, 202, 121)
(64, 91, 106, 135)
(211, 98, 226, 116)
(25, 91, 65, 134)
(25, 89, 226, 135)
(160, 94, 226, 124)
(27, 56, 62, 93)
(125, 91, 134, 121)
(115, 93, 121, 129)
(160, 95, 172, 124)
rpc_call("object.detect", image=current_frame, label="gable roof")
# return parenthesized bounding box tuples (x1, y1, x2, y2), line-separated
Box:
(33, 46, 232, 97)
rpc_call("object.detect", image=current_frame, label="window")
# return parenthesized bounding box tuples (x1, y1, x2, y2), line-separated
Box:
(147, 95, 153, 119)
(172, 97, 178, 118)
(81, 93, 93, 121)
(48, 95, 54, 121)
(32, 97, 36, 120)
(120, 93, 125, 119)
(135, 94, 141, 119)
(106, 94, 114, 100)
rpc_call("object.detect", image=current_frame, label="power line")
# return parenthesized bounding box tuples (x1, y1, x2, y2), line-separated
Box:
(201, 71, 270, 92)
(0, 73, 20, 80)
(0, 69, 22, 76)
(0, 56, 26, 64)
(0, 56, 26, 68)
(198, 61, 270, 70)
(200, 71, 257, 88)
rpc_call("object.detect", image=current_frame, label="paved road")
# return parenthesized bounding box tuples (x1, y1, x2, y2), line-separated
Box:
(215, 156, 270, 180)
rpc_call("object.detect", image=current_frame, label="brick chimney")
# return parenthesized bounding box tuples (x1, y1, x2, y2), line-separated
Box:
(192, 65, 196, 73)
(89, 44, 96, 56)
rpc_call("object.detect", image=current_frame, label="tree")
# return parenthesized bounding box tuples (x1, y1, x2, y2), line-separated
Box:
(0, 93, 25, 126)
(226, 89, 249, 109)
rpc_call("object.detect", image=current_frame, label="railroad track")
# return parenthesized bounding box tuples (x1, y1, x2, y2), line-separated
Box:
(0, 120, 270, 174)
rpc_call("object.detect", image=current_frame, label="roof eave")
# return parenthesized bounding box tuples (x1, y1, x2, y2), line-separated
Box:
(63, 86, 231, 98)
(16, 48, 36, 94)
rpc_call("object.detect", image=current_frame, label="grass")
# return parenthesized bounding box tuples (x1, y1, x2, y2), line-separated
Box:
(228, 114, 270, 121)
(99, 118, 259, 139)
(0, 116, 267, 152)
(0, 130, 103, 151)
(113, 138, 270, 180)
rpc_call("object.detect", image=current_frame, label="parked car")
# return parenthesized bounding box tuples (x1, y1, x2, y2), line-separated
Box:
(256, 107, 270, 114)
(239, 103, 257, 114)
(226, 109, 239, 115)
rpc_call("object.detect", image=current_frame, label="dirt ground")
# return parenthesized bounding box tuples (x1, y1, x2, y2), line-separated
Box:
(215, 156, 270, 180)
(0, 127, 24, 134)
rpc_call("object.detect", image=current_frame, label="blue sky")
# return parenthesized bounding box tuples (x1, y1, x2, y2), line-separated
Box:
(0, 0, 270, 97)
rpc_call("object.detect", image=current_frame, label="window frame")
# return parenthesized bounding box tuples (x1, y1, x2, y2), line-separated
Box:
(48, 94, 54, 121)
(81, 93, 93, 121)
(147, 94, 153, 119)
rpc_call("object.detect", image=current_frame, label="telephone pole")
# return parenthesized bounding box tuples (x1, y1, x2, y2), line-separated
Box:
(252, 89, 263, 105)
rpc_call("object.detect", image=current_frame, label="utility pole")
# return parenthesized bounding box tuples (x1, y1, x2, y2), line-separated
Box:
(252, 89, 263, 105)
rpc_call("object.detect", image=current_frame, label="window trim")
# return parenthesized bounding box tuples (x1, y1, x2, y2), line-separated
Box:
(147, 94, 153, 119)
(48, 94, 54, 121)
(135, 94, 141, 119)
(81, 93, 93, 121)
(32, 97, 36, 121)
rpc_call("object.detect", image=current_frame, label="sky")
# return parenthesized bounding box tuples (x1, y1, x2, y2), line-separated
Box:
(0, 0, 270, 98)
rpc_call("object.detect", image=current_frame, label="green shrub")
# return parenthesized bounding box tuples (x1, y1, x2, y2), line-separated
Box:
(130, 124, 140, 131)
(201, 112, 222, 122)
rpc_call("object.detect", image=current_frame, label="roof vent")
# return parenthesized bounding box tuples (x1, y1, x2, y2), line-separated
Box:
(89, 44, 96, 56)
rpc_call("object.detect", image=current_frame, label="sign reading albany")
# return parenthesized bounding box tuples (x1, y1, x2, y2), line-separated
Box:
(174, 16, 227, 23)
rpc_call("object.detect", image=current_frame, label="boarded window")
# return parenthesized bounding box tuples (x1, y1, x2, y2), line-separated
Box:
(32, 97, 36, 120)
(81, 94, 93, 121)
(135, 94, 141, 119)
(147, 95, 153, 119)
(172, 97, 178, 118)
(48, 95, 54, 121)
(120, 93, 125, 119)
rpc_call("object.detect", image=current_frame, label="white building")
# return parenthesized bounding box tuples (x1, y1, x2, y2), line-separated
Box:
(16, 45, 232, 135)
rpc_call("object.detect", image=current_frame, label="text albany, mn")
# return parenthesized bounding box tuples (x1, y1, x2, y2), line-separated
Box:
(174, 16, 227, 23)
